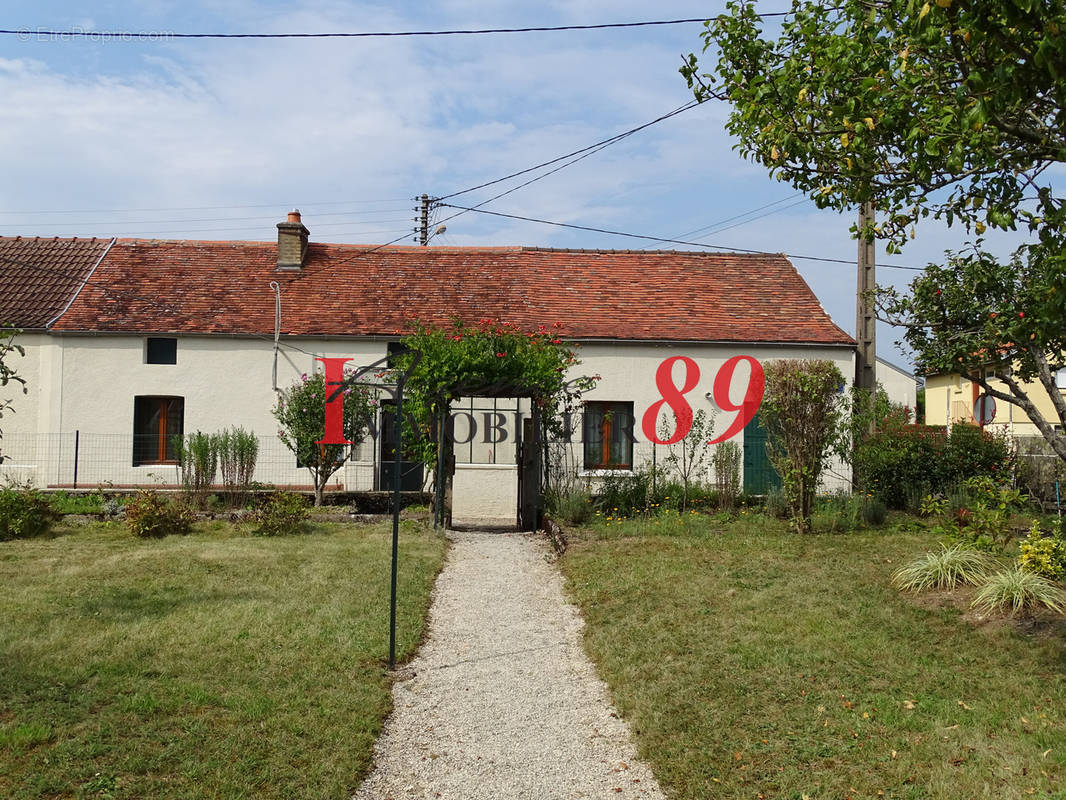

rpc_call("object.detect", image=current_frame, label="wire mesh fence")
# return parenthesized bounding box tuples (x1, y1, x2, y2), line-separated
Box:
(0, 432, 379, 492)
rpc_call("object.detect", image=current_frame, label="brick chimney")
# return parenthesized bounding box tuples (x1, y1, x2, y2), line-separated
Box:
(276, 209, 309, 270)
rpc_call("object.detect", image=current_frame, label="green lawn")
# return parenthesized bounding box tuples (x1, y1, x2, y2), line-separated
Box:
(0, 519, 447, 799)
(561, 519, 1066, 800)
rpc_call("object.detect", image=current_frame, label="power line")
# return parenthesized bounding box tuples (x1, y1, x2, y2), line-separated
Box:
(438, 100, 700, 202)
(436, 202, 927, 271)
(430, 101, 702, 238)
(0, 199, 410, 216)
(276, 232, 415, 284)
(670, 193, 804, 240)
(433, 128, 664, 231)
(0, 17, 792, 41)
(692, 197, 812, 238)
(13, 223, 412, 238)
(638, 193, 806, 249)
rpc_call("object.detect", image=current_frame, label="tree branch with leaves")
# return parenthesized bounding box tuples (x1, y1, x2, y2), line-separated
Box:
(273, 370, 377, 506)
(684, 0, 1066, 466)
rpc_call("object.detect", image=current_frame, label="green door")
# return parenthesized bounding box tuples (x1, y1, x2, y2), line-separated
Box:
(742, 413, 781, 495)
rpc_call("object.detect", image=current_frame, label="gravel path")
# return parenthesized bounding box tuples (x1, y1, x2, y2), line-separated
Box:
(353, 530, 665, 800)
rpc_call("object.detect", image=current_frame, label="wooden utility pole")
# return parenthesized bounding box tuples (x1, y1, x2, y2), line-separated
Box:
(418, 194, 430, 246)
(855, 201, 877, 394)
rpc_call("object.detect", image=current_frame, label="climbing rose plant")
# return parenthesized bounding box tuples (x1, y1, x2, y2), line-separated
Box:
(390, 318, 598, 469)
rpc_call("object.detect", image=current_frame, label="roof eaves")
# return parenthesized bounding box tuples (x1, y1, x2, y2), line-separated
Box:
(569, 335, 856, 347)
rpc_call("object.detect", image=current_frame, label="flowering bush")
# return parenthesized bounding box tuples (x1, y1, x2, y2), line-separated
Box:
(390, 317, 597, 470)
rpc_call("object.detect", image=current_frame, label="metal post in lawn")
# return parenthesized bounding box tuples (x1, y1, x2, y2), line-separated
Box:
(388, 378, 403, 671)
(435, 415, 446, 529)
(73, 430, 80, 490)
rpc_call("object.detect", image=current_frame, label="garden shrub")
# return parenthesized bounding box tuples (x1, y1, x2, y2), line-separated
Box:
(176, 431, 219, 507)
(944, 423, 1014, 486)
(712, 440, 741, 511)
(546, 488, 594, 526)
(252, 492, 310, 536)
(924, 476, 1026, 551)
(218, 426, 259, 505)
(759, 359, 848, 534)
(0, 486, 60, 540)
(125, 491, 194, 538)
(1017, 521, 1066, 580)
(854, 410, 1013, 510)
(594, 468, 645, 518)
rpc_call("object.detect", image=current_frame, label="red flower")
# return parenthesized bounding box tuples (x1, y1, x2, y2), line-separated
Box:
(451, 335, 463, 341)
(496, 352, 507, 358)
(1018, 312, 1025, 318)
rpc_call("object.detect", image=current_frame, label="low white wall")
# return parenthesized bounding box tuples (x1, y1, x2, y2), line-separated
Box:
(451, 463, 517, 522)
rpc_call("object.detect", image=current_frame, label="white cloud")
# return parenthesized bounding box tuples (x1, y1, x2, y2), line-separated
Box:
(0, 1, 1042, 371)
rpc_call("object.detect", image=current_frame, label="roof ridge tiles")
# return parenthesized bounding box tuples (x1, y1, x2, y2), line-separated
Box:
(517, 245, 788, 257)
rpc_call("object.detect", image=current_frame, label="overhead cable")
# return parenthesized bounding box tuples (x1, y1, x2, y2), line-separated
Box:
(0, 16, 794, 41)
(436, 202, 927, 271)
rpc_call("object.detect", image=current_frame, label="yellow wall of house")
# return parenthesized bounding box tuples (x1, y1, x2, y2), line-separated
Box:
(925, 371, 1065, 436)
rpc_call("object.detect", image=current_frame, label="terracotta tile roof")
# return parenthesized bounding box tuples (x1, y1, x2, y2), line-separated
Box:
(50, 239, 853, 345)
(0, 236, 114, 329)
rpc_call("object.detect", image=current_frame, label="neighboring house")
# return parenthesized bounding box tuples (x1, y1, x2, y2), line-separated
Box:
(876, 358, 919, 420)
(925, 364, 1066, 437)
(1, 212, 858, 523)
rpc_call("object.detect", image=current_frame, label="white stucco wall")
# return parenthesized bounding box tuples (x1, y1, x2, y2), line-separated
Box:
(1, 333, 389, 490)
(1, 331, 46, 438)
(876, 358, 918, 420)
(0, 332, 50, 484)
(567, 341, 856, 493)
(3, 333, 856, 509)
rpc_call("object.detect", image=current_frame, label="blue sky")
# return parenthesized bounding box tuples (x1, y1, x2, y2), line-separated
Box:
(0, 1, 1036, 369)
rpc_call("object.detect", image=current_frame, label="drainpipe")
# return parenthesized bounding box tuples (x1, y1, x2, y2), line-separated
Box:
(270, 281, 281, 391)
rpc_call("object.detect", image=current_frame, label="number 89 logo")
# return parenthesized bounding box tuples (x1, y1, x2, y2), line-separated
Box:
(640, 355, 765, 445)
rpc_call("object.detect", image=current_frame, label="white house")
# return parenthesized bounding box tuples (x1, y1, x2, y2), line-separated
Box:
(1, 212, 858, 525)
(876, 358, 919, 420)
